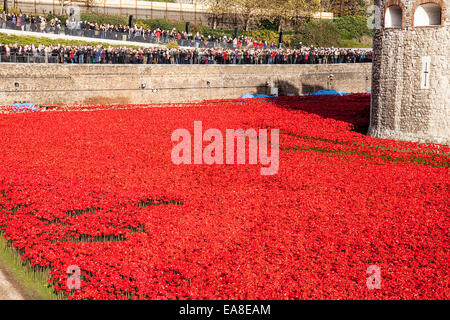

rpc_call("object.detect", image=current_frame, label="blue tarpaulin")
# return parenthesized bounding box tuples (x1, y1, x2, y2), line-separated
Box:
(12, 102, 40, 112)
(240, 94, 271, 99)
(309, 90, 349, 96)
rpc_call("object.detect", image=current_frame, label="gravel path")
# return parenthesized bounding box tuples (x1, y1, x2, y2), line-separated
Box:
(0, 267, 24, 300)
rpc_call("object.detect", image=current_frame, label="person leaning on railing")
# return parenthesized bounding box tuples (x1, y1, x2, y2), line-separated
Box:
(0, 42, 373, 65)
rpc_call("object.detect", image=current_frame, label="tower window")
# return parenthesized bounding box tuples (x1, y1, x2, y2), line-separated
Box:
(385, 5, 403, 27)
(414, 3, 442, 26)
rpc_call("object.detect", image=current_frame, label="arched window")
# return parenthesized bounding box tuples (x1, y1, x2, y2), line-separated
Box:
(385, 5, 403, 27)
(414, 3, 442, 26)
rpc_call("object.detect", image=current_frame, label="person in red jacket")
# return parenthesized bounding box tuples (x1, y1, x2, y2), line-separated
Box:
(69, 48, 75, 63)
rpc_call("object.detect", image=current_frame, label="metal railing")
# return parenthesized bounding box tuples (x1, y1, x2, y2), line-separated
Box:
(0, 52, 372, 65)
(0, 20, 239, 49)
(0, 53, 66, 63)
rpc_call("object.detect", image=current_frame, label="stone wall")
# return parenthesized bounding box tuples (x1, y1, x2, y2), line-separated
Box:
(0, 63, 372, 106)
(369, 0, 449, 145)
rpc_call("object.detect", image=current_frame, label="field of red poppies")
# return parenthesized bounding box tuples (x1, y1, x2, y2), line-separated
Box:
(0, 95, 448, 300)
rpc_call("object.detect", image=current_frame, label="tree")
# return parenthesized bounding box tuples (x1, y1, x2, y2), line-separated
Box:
(233, 0, 263, 31)
(262, 0, 321, 31)
(320, 0, 339, 12)
(204, 0, 263, 31)
(203, 0, 232, 29)
(331, 0, 368, 17)
(84, 0, 98, 11)
(204, 0, 321, 31)
(58, 0, 70, 15)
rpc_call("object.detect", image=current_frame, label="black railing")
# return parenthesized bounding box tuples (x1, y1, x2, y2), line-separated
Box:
(0, 20, 239, 49)
(0, 52, 372, 65)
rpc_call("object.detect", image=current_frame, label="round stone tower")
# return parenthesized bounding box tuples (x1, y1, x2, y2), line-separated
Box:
(369, 0, 449, 144)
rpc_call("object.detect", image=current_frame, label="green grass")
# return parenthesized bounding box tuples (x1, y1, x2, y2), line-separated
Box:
(339, 39, 372, 48)
(0, 231, 63, 300)
(281, 143, 449, 168)
(0, 32, 148, 49)
(276, 127, 449, 167)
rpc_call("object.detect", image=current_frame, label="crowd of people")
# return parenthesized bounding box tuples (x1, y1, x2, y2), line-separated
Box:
(0, 13, 63, 33)
(0, 43, 372, 65)
(0, 12, 237, 48)
(0, 12, 373, 64)
(69, 20, 273, 49)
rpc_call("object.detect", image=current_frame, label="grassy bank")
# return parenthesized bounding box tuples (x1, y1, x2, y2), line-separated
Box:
(0, 32, 149, 49)
(0, 231, 62, 300)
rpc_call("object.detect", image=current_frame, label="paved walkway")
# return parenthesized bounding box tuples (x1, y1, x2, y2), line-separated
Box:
(0, 27, 163, 48)
(0, 267, 23, 300)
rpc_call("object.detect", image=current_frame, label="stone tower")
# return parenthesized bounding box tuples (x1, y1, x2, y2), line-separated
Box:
(369, 0, 449, 144)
